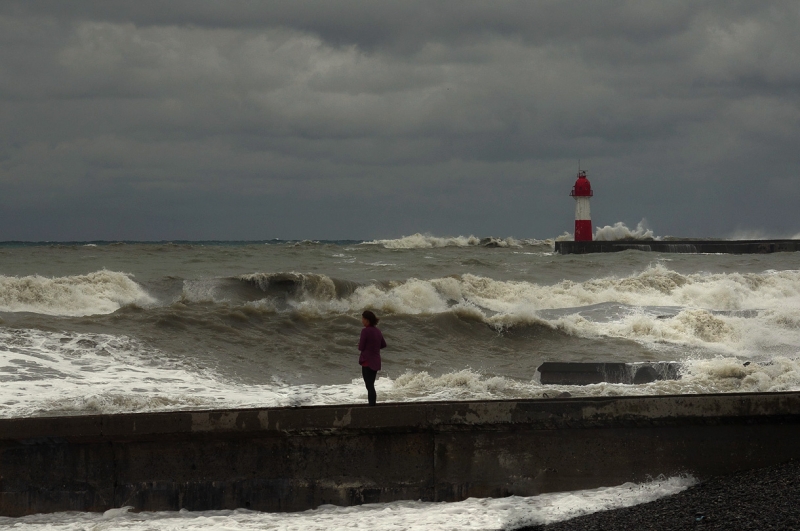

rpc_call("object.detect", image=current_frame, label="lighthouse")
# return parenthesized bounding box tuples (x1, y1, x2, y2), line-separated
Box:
(570, 170, 593, 241)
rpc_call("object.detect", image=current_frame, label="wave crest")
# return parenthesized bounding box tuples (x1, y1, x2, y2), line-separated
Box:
(363, 233, 549, 249)
(0, 270, 153, 316)
(239, 272, 340, 301)
(279, 264, 800, 351)
(594, 220, 658, 241)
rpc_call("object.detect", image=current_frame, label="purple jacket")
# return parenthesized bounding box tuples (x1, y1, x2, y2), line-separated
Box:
(358, 326, 386, 371)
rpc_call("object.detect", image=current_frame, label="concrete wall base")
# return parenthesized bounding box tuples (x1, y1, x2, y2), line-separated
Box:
(2, 392, 800, 516)
(554, 239, 800, 255)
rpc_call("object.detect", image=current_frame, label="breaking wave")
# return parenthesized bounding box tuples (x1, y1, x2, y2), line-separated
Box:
(4, 326, 800, 419)
(238, 272, 359, 301)
(547, 221, 658, 242)
(0, 270, 154, 316)
(384, 356, 800, 401)
(7, 263, 798, 357)
(363, 233, 549, 249)
(356, 225, 660, 248)
(227, 265, 800, 352)
(270, 264, 800, 315)
(4, 262, 787, 357)
(594, 220, 658, 241)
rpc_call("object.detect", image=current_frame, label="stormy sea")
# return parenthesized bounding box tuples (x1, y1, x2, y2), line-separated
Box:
(2, 231, 800, 530)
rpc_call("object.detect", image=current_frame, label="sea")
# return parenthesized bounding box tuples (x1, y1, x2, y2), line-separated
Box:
(2, 229, 799, 530)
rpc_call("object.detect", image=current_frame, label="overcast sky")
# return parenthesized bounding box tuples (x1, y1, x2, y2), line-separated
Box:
(1, 1, 798, 240)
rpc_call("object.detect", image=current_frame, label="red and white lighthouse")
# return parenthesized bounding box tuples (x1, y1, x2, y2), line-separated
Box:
(570, 170, 593, 241)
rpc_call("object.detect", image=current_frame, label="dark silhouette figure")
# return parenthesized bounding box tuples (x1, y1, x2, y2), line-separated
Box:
(358, 310, 386, 406)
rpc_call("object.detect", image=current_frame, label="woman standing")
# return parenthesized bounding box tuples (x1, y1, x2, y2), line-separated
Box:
(358, 310, 386, 406)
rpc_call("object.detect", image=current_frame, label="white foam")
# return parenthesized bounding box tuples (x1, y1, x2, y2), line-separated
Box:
(0, 475, 695, 530)
(0, 328, 376, 418)
(0, 270, 153, 316)
(180, 279, 229, 303)
(726, 229, 800, 240)
(594, 220, 658, 241)
(386, 369, 520, 401)
(362, 233, 548, 249)
(385, 355, 800, 401)
(3, 325, 800, 420)
(280, 264, 800, 353)
(296, 264, 800, 315)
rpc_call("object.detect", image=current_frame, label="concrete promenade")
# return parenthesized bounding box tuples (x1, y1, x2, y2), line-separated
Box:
(2, 391, 800, 516)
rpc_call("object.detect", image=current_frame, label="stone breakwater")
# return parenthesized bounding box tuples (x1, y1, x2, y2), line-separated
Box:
(555, 239, 800, 255)
(3, 392, 800, 516)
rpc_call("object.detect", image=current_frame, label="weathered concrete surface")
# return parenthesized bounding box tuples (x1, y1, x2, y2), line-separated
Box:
(538, 362, 681, 385)
(555, 239, 800, 255)
(2, 392, 800, 516)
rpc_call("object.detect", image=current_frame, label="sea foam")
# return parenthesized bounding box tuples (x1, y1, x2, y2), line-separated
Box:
(247, 264, 800, 353)
(3, 327, 800, 420)
(363, 233, 548, 249)
(0, 475, 695, 530)
(0, 270, 153, 316)
(594, 220, 658, 241)
(276, 264, 800, 315)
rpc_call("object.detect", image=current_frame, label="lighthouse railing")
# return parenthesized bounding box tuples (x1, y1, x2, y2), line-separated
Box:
(570, 187, 593, 197)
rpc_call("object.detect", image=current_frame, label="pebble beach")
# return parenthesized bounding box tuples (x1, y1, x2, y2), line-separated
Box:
(520, 460, 800, 531)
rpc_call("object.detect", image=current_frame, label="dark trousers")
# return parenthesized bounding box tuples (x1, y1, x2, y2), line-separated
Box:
(362, 366, 377, 406)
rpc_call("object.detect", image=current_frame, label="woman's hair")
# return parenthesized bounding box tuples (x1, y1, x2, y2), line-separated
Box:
(362, 310, 379, 326)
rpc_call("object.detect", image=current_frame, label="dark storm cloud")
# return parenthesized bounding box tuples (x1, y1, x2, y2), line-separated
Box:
(0, 1, 798, 240)
(0, 1, 754, 51)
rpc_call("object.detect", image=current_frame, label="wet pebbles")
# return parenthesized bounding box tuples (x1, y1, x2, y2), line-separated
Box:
(518, 460, 800, 531)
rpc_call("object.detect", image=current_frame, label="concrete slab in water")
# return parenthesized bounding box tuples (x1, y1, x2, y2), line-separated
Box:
(537, 361, 681, 385)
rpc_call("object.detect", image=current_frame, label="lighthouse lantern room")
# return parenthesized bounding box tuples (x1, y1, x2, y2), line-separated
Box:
(570, 170, 593, 241)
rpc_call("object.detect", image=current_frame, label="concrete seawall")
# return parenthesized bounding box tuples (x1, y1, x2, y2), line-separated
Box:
(555, 239, 800, 255)
(3, 392, 800, 516)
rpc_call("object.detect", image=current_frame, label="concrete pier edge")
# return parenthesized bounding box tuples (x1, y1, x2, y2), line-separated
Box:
(554, 239, 800, 255)
(2, 391, 800, 516)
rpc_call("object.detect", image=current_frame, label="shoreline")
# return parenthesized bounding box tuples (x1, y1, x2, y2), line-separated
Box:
(518, 460, 800, 531)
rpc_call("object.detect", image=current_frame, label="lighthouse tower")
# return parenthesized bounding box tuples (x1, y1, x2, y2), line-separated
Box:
(570, 170, 593, 241)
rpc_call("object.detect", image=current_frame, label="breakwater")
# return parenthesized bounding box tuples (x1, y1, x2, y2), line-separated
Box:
(3, 392, 800, 517)
(555, 239, 800, 254)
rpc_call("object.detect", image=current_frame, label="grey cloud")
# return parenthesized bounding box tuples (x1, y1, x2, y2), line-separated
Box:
(0, 1, 798, 240)
(0, 1, 733, 49)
